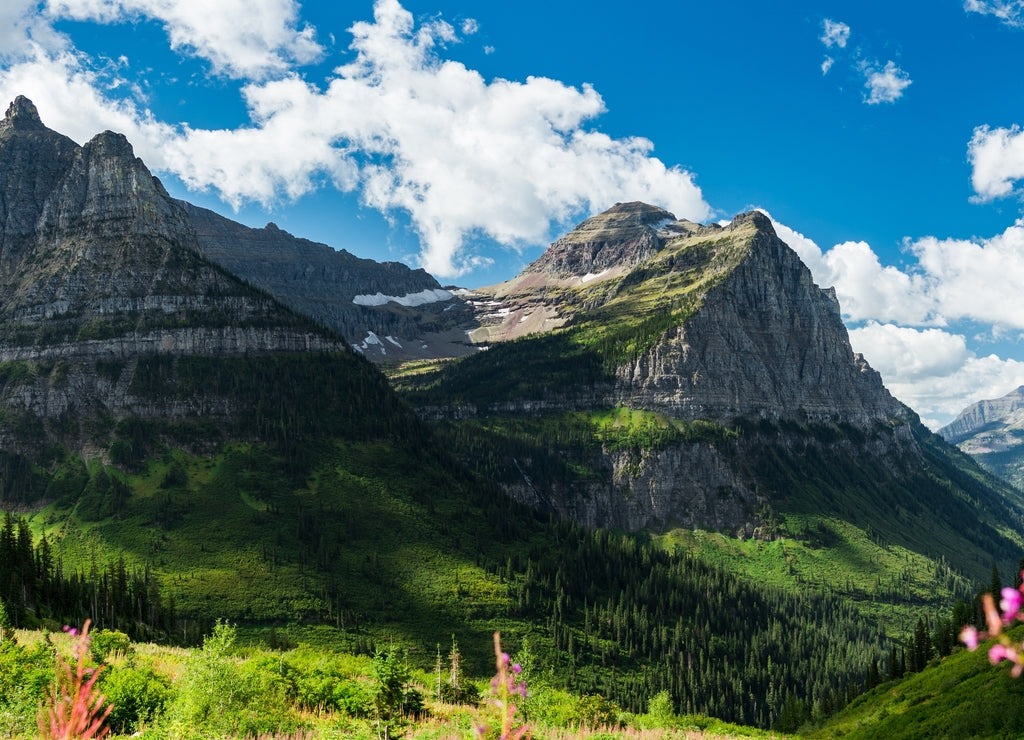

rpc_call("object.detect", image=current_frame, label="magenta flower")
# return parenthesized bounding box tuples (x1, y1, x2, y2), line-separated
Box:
(960, 626, 980, 651)
(989, 643, 1018, 665)
(1000, 587, 1023, 623)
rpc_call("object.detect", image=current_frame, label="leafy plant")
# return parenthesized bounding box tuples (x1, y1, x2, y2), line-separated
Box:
(474, 632, 530, 740)
(38, 620, 112, 740)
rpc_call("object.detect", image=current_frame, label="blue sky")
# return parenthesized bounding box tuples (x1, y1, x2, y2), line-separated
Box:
(3, 0, 1024, 427)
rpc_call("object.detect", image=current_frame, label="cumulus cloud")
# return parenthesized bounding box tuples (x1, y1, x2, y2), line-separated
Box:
(1, 0, 711, 277)
(821, 56, 834, 75)
(161, 0, 711, 275)
(849, 322, 1024, 428)
(45, 0, 322, 79)
(773, 213, 1024, 331)
(821, 19, 850, 48)
(964, 0, 1024, 27)
(968, 124, 1024, 201)
(908, 220, 1024, 328)
(766, 214, 937, 325)
(861, 60, 912, 104)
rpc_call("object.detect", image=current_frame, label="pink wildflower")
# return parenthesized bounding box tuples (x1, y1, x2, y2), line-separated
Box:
(1001, 587, 1023, 623)
(959, 626, 979, 651)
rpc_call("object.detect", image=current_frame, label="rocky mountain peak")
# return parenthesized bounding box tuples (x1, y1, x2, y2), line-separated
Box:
(523, 201, 678, 279)
(84, 129, 137, 159)
(0, 95, 46, 134)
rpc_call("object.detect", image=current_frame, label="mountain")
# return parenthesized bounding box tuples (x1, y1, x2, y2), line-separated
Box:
(182, 201, 479, 360)
(0, 94, 425, 469)
(939, 385, 1024, 490)
(398, 203, 1024, 582)
(0, 97, 910, 730)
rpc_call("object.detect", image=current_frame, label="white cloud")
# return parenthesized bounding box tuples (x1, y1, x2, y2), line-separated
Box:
(45, 0, 323, 79)
(821, 56, 834, 75)
(908, 221, 1024, 328)
(772, 213, 1024, 331)
(821, 19, 850, 48)
(461, 18, 479, 35)
(849, 322, 1024, 428)
(968, 124, 1024, 201)
(1, 0, 711, 278)
(861, 60, 912, 104)
(766, 214, 937, 325)
(964, 0, 1024, 27)
(162, 0, 710, 276)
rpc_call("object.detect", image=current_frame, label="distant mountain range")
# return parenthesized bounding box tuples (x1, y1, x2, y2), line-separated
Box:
(940, 385, 1024, 490)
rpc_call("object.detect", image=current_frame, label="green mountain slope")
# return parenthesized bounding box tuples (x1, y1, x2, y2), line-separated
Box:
(396, 208, 1024, 591)
(808, 626, 1024, 739)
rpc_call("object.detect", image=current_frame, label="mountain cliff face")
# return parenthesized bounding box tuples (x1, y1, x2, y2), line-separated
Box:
(0, 96, 351, 454)
(182, 202, 478, 360)
(616, 211, 897, 425)
(940, 386, 1024, 489)
(400, 204, 1024, 568)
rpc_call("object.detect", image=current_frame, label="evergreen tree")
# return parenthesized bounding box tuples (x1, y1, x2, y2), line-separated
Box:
(991, 563, 1003, 598)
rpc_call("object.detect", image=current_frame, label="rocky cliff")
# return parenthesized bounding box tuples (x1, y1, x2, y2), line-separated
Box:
(403, 203, 928, 534)
(940, 385, 1024, 489)
(617, 211, 899, 425)
(0, 96, 346, 453)
(182, 202, 478, 360)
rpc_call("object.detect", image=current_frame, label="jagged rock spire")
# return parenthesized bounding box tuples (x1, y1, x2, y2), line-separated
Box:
(0, 96, 46, 134)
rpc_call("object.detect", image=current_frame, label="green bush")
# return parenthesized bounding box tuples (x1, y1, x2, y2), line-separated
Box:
(90, 629, 132, 662)
(100, 665, 169, 734)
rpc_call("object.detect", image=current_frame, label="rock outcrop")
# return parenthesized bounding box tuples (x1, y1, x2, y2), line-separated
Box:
(940, 385, 1024, 489)
(407, 204, 916, 534)
(0, 96, 344, 452)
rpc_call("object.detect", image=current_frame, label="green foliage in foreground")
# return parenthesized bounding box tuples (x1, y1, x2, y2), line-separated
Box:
(0, 624, 787, 739)
(807, 625, 1024, 739)
(7, 431, 889, 730)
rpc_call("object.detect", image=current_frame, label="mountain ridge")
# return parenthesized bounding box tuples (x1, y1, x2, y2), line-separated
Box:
(939, 385, 1024, 490)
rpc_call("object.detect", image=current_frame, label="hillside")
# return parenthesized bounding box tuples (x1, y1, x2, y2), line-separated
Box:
(808, 625, 1024, 739)
(396, 205, 1024, 588)
(0, 97, 911, 730)
(939, 385, 1024, 491)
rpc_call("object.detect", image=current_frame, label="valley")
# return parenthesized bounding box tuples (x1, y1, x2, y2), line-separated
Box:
(0, 96, 1022, 738)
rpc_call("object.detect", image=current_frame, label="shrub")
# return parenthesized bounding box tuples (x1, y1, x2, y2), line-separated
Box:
(100, 665, 169, 734)
(90, 630, 132, 663)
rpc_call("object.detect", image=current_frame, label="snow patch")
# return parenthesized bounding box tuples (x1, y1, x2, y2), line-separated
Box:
(354, 331, 387, 355)
(353, 288, 453, 307)
(580, 269, 611, 283)
(385, 336, 402, 348)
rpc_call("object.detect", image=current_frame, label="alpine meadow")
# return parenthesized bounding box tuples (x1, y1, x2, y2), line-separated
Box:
(2, 3, 1024, 739)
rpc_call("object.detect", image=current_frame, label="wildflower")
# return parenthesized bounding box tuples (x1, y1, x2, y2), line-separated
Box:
(475, 633, 530, 740)
(960, 626, 979, 651)
(39, 620, 111, 740)
(1000, 587, 1023, 623)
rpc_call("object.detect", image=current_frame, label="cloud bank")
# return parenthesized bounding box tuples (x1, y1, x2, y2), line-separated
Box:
(964, 0, 1024, 27)
(769, 213, 1024, 427)
(0, 0, 710, 277)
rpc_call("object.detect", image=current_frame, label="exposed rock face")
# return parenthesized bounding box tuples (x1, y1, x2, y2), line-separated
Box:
(618, 212, 900, 425)
(940, 386, 1024, 489)
(410, 205, 914, 534)
(523, 201, 679, 279)
(463, 202, 699, 344)
(183, 202, 478, 360)
(0, 96, 343, 452)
